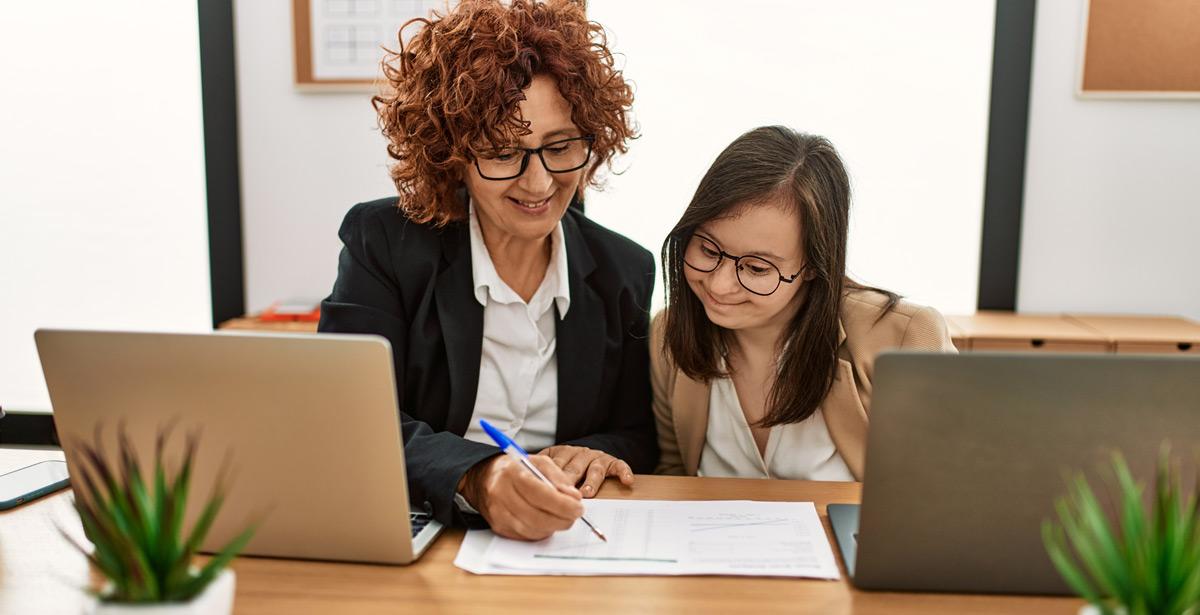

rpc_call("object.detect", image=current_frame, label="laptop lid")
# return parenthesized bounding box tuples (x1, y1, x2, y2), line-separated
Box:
(853, 351, 1200, 595)
(37, 329, 425, 565)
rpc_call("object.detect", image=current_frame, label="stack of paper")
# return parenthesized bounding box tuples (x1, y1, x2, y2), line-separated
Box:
(454, 499, 840, 579)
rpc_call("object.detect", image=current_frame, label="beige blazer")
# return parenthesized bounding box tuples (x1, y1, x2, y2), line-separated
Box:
(650, 289, 956, 480)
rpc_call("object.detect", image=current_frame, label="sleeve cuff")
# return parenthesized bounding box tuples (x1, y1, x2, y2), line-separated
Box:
(454, 491, 480, 514)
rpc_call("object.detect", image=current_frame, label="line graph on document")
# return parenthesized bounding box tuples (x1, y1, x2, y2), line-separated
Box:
(686, 512, 819, 569)
(532, 506, 678, 563)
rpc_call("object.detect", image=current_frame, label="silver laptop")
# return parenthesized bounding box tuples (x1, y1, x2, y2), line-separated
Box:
(830, 351, 1200, 595)
(36, 329, 443, 565)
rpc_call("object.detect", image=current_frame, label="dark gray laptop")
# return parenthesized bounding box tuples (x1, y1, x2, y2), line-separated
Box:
(830, 352, 1200, 595)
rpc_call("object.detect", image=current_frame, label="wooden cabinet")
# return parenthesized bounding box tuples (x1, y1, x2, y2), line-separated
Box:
(217, 312, 1200, 357)
(945, 312, 1111, 353)
(946, 312, 1200, 355)
(1066, 315, 1200, 355)
(218, 316, 318, 333)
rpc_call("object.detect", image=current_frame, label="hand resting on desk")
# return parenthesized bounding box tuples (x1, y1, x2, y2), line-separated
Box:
(539, 445, 636, 497)
(457, 454, 584, 541)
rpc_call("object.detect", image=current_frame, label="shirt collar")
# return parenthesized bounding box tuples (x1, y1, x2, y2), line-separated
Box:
(468, 203, 571, 318)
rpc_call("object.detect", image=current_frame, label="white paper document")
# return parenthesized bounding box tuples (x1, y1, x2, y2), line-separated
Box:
(454, 499, 840, 579)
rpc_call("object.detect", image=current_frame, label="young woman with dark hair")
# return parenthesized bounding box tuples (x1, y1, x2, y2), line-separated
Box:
(652, 126, 955, 480)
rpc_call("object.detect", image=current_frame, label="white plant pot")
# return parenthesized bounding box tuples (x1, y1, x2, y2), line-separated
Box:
(1078, 605, 1127, 615)
(91, 569, 236, 615)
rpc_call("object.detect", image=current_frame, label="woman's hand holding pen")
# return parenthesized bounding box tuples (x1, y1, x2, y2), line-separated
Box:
(539, 445, 635, 497)
(458, 454, 583, 541)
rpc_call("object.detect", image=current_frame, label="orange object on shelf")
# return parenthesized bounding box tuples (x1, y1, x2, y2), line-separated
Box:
(258, 300, 321, 322)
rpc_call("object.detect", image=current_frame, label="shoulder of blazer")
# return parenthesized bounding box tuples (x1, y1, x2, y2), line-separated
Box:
(339, 197, 468, 289)
(840, 288, 952, 362)
(565, 208, 655, 288)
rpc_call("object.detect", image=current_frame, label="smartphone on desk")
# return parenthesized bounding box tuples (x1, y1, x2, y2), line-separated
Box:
(0, 460, 70, 510)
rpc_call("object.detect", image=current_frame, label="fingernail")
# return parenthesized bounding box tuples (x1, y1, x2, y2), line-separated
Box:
(582, 485, 592, 493)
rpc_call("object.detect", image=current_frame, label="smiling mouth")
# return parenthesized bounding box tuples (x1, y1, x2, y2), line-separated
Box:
(507, 195, 552, 209)
(705, 290, 745, 308)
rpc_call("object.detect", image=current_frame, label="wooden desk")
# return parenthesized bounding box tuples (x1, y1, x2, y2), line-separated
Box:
(0, 447, 92, 614)
(0, 449, 1080, 614)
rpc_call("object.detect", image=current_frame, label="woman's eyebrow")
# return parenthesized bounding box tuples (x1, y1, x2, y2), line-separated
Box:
(540, 128, 581, 141)
(746, 249, 786, 262)
(697, 231, 787, 262)
(513, 129, 580, 148)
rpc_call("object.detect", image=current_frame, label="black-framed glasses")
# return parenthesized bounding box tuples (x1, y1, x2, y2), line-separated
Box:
(682, 234, 803, 296)
(473, 135, 595, 181)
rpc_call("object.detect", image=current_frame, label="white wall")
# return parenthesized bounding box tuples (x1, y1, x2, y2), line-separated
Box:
(586, 1, 993, 314)
(236, 0, 995, 315)
(1019, 0, 1200, 319)
(234, 0, 395, 314)
(0, 2, 213, 412)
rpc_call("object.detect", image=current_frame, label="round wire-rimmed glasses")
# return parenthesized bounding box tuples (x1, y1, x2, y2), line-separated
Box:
(473, 135, 595, 181)
(683, 234, 804, 296)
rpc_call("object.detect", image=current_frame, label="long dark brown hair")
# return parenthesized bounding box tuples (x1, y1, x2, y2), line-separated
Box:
(661, 126, 897, 427)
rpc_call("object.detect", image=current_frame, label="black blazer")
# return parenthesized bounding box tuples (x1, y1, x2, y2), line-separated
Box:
(319, 198, 658, 525)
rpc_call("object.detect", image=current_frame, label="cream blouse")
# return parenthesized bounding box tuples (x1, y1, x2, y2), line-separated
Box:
(697, 375, 855, 481)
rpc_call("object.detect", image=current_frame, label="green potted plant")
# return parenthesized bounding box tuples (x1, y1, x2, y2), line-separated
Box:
(61, 428, 256, 614)
(1043, 448, 1200, 615)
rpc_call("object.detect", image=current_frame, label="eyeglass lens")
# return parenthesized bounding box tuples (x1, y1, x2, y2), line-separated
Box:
(683, 235, 784, 296)
(475, 137, 592, 180)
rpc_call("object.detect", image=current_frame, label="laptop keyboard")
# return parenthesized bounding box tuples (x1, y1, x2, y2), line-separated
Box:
(410, 512, 432, 537)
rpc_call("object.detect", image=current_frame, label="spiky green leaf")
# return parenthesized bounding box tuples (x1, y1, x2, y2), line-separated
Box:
(1043, 446, 1200, 615)
(57, 426, 255, 604)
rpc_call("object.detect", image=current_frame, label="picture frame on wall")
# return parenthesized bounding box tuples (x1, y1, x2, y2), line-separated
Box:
(1077, 0, 1200, 99)
(292, 0, 451, 91)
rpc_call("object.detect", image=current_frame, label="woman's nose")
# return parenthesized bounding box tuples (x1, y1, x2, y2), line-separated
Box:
(708, 258, 742, 296)
(517, 155, 554, 193)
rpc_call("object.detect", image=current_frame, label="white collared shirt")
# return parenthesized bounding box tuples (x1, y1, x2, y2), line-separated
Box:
(459, 205, 570, 453)
(698, 373, 854, 481)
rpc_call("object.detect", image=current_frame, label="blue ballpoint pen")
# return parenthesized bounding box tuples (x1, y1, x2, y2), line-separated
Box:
(479, 419, 607, 542)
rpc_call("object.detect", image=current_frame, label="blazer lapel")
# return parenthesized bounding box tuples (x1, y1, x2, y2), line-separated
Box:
(671, 318, 866, 478)
(555, 212, 603, 441)
(435, 223, 484, 436)
(823, 318, 868, 480)
(672, 373, 711, 476)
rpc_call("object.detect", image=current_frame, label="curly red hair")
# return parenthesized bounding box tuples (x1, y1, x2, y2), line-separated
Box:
(372, 0, 636, 226)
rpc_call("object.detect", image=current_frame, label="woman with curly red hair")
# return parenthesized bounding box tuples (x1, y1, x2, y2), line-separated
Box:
(318, 0, 656, 541)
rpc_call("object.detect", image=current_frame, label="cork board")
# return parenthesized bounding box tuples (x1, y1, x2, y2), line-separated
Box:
(292, 0, 450, 91)
(1079, 0, 1200, 98)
